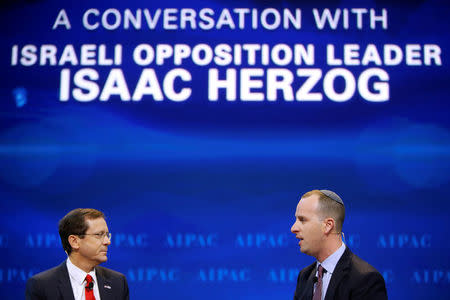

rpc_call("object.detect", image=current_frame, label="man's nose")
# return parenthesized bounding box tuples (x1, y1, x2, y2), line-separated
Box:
(291, 221, 298, 233)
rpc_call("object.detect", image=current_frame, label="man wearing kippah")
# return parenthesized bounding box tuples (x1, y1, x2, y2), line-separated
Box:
(291, 190, 387, 300)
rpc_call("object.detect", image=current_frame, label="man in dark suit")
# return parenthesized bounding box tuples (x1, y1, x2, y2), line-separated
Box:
(25, 208, 129, 300)
(291, 190, 387, 300)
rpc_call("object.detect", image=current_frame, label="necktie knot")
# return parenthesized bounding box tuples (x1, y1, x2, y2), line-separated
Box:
(85, 274, 93, 284)
(318, 265, 325, 279)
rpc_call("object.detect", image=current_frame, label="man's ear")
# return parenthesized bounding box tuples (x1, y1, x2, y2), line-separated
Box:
(323, 218, 335, 234)
(68, 235, 80, 251)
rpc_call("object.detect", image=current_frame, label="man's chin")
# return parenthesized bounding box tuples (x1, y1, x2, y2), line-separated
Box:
(97, 254, 108, 263)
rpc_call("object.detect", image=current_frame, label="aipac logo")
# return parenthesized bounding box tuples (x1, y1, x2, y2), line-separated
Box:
(25, 233, 60, 248)
(377, 234, 431, 248)
(127, 268, 179, 282)
(198, 268, 250, 282)
(112, 233, 149, 248)
(235, 233, 288, 248)
(0, 268, 37, 283)
(412, 270, 450, 285)
(267, 268, 300, 283)
(165, 233, 218, 248)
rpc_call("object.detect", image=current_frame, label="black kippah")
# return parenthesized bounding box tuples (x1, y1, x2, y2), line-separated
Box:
(319, 190, 344, 205)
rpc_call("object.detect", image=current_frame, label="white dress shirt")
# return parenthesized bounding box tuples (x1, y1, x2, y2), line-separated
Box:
(314, 242, 346, 300)
(66, 258, 101, 300)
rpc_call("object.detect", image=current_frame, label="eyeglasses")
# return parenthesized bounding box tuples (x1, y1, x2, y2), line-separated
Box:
(77, 232, 112, 240)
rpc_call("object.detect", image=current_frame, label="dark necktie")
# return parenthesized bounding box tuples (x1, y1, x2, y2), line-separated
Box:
(85, 274, 96, 300)
(312, 265, 324, 300)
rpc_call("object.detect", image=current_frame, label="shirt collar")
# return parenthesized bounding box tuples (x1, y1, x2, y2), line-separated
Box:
(66, 257, 97, 286)
(317, 242, 346, 275)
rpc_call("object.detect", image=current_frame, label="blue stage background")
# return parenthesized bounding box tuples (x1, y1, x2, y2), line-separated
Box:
(1, 0, 449, 299)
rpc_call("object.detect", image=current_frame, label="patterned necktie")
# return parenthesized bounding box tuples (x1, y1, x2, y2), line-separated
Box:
(85, 274, 96, 300)
(312, 265, 325, 300)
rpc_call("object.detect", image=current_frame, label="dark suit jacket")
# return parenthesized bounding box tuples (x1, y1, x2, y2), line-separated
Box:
(293, 247, 387, 300)
(25, 261, 129, 300)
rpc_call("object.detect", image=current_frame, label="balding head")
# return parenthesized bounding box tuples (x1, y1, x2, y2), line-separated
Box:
(301, 189, 345, 233)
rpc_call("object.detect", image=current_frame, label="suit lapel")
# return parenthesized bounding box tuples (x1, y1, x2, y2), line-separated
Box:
(324, 247, 352, 300)
(296, 262, 316, 300)
(57, 261, 75, 300)
(96, 267, 113, 300)
(305, 262, 317, 300)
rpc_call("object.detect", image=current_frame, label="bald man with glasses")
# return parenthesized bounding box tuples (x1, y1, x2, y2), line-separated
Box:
(26, 208, 129, 300)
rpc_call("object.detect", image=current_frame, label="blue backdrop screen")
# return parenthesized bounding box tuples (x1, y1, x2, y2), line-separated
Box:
(0, 0, 449, 299)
